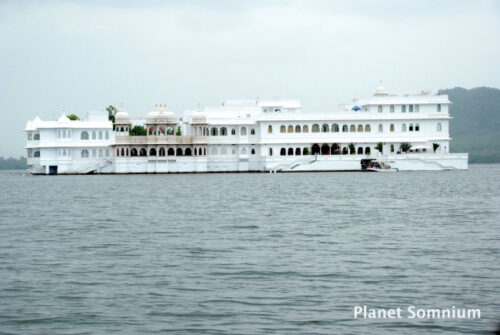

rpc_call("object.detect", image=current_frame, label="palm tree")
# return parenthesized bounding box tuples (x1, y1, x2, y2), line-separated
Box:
(400, 142, 412, 153)
(375, 142, 383, 153)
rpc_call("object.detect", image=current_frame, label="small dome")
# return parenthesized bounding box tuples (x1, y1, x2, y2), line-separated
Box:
(147, 108, 175, 118)
(57, 113, 70, 122)
(374, 83, 388, 96)
(33, 115, 42, 123)
(115, 109, 129, 118)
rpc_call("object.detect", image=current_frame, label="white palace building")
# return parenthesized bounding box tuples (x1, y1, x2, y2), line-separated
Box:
(25, 86, 468, 174)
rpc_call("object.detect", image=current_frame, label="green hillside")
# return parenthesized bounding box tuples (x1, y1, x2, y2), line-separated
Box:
(439, 87, 500, 163)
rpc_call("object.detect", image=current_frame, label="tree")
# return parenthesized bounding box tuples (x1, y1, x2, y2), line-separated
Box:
(176, 126, 181, 136)
(348, 143, 355, 155)
(129, 125, 146, 136)
(67, 114, 79, 120)
(106, 105, 118, 123)
(400, 142, 412, 153)
(433, 143, 440, 153)
(375, 142, 383, 153)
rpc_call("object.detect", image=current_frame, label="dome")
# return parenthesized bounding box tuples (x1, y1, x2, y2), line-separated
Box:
(147, 105, 175, 118)
(374, 83, 388, 96)
(57, 113, 70, 122)
(115, 109, 129, 118)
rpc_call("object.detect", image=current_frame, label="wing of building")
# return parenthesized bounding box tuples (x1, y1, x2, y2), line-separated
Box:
(25, 86, 468, 174)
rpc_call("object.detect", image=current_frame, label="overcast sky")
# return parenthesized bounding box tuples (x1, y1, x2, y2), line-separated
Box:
(1, 0, 499, 156)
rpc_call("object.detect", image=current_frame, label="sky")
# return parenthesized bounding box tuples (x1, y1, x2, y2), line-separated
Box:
(1, 0, 499, 157)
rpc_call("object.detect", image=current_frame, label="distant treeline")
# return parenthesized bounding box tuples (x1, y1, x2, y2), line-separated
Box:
(0, 157, 27, 170)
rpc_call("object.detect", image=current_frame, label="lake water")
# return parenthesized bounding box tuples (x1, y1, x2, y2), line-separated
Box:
(0, 165, 499, 334)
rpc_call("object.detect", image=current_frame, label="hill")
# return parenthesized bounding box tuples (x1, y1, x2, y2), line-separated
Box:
(439, 87, 500, 163)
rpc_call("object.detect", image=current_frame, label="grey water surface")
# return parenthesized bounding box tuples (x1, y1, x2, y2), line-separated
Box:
(0, 165, 499, 335)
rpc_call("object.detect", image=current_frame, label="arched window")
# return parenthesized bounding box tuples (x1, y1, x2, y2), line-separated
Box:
(185, 148, 192, 156)
(437, 123, 442, 131)
(240, 127, 247, 136)
(332, 124, 339, 132)
(105, 131, 109, 140)
(288, 148, 294, 155)
(378, 105, 383, 113)
(357, 125, 363, 132)
(390, 105, 394, 113)
(92, 131, 97, 139)
(390, 124, 394, 132)
(415, 123, 420, 131)
(288, 125, 293, 133)
(321, 144, 330, 155)
(350, 125, 356, 132)
(280, 148, 286, 156)
(159, 148, 165, 156)
(220, 127, 227, 136)
(194, 148, 197, 155)
(211, 127, 218, 136)
(342, 125, 348, 132)
(402, 124, 407, 132)
(148, 127, 155, 136)
(280, 125, 286, 133)
(409, 105, 414, 113)
(251, 148, 255, 155)
(322, 124, 329, 132)
(295, 148, 301, 156)
(312, 124, 320, 132)
(365, 124, 371, 132)
(342, 147, 348, 155)
(149, 148, 157, 156)
(177, 148, 183, 156)
(121, 148, 125, 156)
(269, 148, 273, 156)
(140, 148, 147, 156)
(98, 131, 103, 139)
(302, 125, 309, 133)
(302, 147, 309, 155)
(437, 104, 441, 112)
(415, 105, 419, 112)
(331, 143, 340, 155)
(268, 125, 273, 134)
(81, 131, 89, 140)
(231, 128, 236, 135)
(357, 147, 363, 154)
(378, 124, 383, 132)
(365, 147, 371, 155)
(295, 125, 301, 133)
(167, 148, 175, 156)
(312, 144, 320, 155)
(401, 105, 406, 113)
(250, 128, 255, 135)
(409, 123, 414, 131)
(81, 149, 89, 158)
(105, 149, 110, 157)
(131, 148, 138, 156)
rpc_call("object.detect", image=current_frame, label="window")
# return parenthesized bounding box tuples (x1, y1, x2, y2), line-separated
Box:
(350, 125, 356, 132)
(185, 148, 192, 156)
(220, 127, 227, 136)
(357, 125, 363, 132)
(28, 134, 32, 141)
(92, 149, 97, 157)
(390, 105, 394, 113)
(332, 124, 339, 132)
(358, 147, 363, 154)
(409, 105, 413, 113)
(99, 150, 103, 157)
(81, 131, 89, 140)
(81, 149, 89, 158)
(99, 131, 103, 139)
(415, 105, 419, 112)
(322, 124, 329, 132)
(302, 125, 309, 133)
(312, 124, 320, 132)
(437, 104, 441, 112)
(342, 125, 348, 132)
(211, 127, 218, 136)
(251, 148, 255, 155)
(105, 149, 110, 157)
(288, 148, 293, 156)
(378, 105, 383, 113)
(295, 125, 301, 133)
(105, 131, 109, 140)
(131, 148, 138, 156)
(402, 124, 406, 132)
(390, 124, 394, 132)
(409, 124, 414, 131)
(34, 151, 40, 157)
(401, 105, 406, 113)
(167, 148, 175, 156)
(280, 125, 286, 133)
(240, 127, 247, 136)
(250, 128, 255, 135)
(92, 131, 97, 140)
(295, 148, 301, 155)
(378, 124, 383, 132)
(365, 124, 371, 132)
(58, 130, 61, 138)
(159, 148, 165, 156)
(288, 125, 293, 133)
(140, 148, 147, 156)
(437, 123, 442, 131)
(280, 148, 286, 156)
(231, 128, 236, 135)
(269, 148, 273, 156)
(33, 133, 40, 140)
(268, 125, 273, 134)
(149, 148, 157, 156)
(415, 123, 420, 131)
(177, 148, 183, 156)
